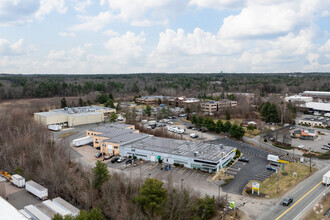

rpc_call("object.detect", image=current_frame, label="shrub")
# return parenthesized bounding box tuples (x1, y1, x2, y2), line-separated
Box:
(180, 164, 184, 168)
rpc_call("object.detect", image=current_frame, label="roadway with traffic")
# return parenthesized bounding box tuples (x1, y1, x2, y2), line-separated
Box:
(258, 163, 330, 220)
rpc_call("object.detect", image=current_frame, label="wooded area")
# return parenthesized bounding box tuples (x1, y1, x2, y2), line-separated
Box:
(0, 73, 329, 100)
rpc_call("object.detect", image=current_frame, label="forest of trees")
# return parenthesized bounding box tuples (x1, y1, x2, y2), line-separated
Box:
(0, 73, 329, 100)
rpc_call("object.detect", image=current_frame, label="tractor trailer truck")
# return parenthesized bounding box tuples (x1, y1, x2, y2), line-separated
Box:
(72, 136, 93, 147)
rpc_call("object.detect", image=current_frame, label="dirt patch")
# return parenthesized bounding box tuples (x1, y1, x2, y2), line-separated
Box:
(59, 131, 78, 139)
(303, 193, 330, 220)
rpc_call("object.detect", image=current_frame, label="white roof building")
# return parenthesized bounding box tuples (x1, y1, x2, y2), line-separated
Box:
(305, 102, 330, 112)
(285, 95, 313, 103)
(0, 196, 27, 220)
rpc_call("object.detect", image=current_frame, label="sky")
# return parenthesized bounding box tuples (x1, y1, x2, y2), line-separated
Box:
(0, 0, 330, 74)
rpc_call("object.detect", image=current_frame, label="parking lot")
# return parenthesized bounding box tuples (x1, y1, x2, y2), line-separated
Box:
(107, 160, 215, 189)
(209, 137, 276, 195)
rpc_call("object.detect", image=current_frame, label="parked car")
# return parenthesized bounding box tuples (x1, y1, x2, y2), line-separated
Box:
(321, 145, 330, 150)
(198, 129, 205, 132)
(103, 155, 114, 161)
(266, 166, 277, 171)
(187, 126, 193, 129)
(126, 159, 133, 164)
(95, 153, 102, 158)
(117, 157, 125, 163)
(297, 145, 304, 149)
(282, 197, 293, 206)
(192, 127, 197, 130)
(238, 157, 249, 163)
(111, 157, 119, 163)
(270, 162, 279, 167)
(190, 133, 198, 138)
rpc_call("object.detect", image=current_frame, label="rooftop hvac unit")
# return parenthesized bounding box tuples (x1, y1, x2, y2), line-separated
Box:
(64, 107, 68, 111)
(194, 151, 199, 157)
(219, 144, 224, 149)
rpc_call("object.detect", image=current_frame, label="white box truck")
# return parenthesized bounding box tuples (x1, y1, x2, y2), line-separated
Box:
(322, 170, 330, 186)
(11, 174, 25, 188)
(25, 180, 48, 200)
(47, 124, 62, 131)
(72, 136, 93, 147)
(267, 154, 279, 163)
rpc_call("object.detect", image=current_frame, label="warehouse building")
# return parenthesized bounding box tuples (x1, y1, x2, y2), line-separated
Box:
(87, 123, 148, 155)
(298, 116, 330, 128)
(301, 91, 330, 101)
(120, 136, 236, 173)
(34, 106, 115, 127)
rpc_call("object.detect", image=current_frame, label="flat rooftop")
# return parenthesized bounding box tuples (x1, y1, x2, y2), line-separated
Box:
(90, 123, 134, 133)
(122, 136, 235, 162)
(0, 197, 27, 220)
(35, 105, 114, 116)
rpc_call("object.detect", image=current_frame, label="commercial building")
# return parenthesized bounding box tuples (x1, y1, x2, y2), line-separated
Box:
(87, 123, 148, 155)
(85, 123, 236, 172)
(0, 196, 27, 220)
(298, 116, 330, 128)
(34, 106, 116, 127)
(135, 96, 171, 105)
(121, 136, 236, 173)
(301, 91, 330, 102)
(305, 102, 330, 115)
(168, 97, 200, 108)
(201, 100, 237, 115)
(292, 129, 318, 140)
(285, 95, 313, 103)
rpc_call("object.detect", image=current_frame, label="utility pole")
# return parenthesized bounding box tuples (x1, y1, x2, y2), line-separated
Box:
(277, 169, 279, 194)
(309, 147, 312, 173)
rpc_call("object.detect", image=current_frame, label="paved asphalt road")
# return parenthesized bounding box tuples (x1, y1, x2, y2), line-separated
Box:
(208, 137, 274, 195)
(258, 164, 330, 220)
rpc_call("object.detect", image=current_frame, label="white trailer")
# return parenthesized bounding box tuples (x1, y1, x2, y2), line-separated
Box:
(322, 170, 330, 186)
(42, 200, 71, 217)
(47, 124, 62, 131)
(267, 154, 279, 163)
(25, 180, 48, 200)
(148, 121, 157, 126)
(53, 197, 80, 216)
(19, 209, 32, 220)
(24, 205, 51, 220)
(11, 174, 25, 188)
(72, 136, 93, 147)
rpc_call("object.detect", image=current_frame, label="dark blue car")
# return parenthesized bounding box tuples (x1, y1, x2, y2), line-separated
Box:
(266, 166, 277, 171)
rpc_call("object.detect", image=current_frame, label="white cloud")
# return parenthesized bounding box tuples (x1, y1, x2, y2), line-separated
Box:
(69, 11, 114, 31)
(100, 0, 188, 26)
(70, 0, 92, 12)
(103, 30, 120, 37)
(0, 0, 40, 26)
(218, 0, 318, 39)
(35, 0, 67, 18)
(0, 38, 35, 56)
(319, 39, 330, 52)
(59, 32, 76, 38)
(189, 0, 246, 10)
(104, 32, 146, 60)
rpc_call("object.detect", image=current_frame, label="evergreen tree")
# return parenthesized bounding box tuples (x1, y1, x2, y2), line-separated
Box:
(98, 94, 109, 104)
(93, 161, 110, 190)
(134, 178, 167, 217)
(105, 99, 115, 108)
(226, 111, 231, 120)
(61, 97, 67, 108)
(144, 105, 152, 116)
(79, 98, 84, 107)
(215, 120, 223, 133)
(223, 121, 232, 132)
(109, 112, 117, 122)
